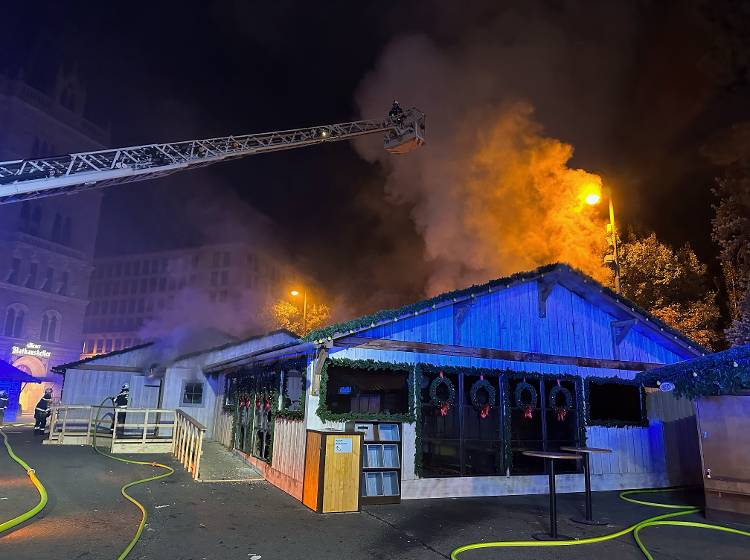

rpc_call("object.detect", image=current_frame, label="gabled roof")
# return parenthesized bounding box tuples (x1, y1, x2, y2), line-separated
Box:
(638, 344, 750, 399)
(52, 343, 153, 373)
(304, 263, 705, 356)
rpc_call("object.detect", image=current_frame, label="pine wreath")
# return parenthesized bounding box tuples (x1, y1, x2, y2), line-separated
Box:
(548, 381, 573, 421)
(429, 372, 456, 416)
(469, 376, 496, 419)
(515, 380, 538, 420)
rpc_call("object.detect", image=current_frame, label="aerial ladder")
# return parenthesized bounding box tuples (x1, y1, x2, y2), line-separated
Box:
(0, 103, 425, 204)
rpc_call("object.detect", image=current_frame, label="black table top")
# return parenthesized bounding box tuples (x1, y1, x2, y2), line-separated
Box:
(522, 450, 582, 460)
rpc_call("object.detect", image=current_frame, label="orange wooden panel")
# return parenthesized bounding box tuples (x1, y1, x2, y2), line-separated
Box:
(302, 431, 322, 511)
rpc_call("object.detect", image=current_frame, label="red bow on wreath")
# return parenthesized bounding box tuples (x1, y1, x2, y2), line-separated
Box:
(480, 404, 491, 419)
(255, 396, 261, 410)
(264, 398, 271, 411)
(556, 408, 568, 422)
(439, 402, 450, 417)
(523, 405, 534, 420)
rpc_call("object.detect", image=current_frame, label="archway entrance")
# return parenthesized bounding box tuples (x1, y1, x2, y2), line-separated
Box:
(14, 355, 47, 414)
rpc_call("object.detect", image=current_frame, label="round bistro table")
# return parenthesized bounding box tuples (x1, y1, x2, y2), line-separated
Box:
(522, 450, 582, 540)
(561, 446, 613, 525)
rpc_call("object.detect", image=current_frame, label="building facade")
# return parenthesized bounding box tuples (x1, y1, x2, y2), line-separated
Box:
(82, 243, 285, 357)
(0, 70, 108, 412)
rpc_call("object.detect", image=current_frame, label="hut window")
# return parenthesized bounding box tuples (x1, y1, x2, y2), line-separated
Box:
(588, 381, 643, 426)
(283, 369, 303, 411)
(182, 382, 204, 405)
(509, 377, 582, 475)
(325, 365, 409, 415)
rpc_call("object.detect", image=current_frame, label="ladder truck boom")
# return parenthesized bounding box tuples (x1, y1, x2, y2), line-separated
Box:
(0, 103, 425, 204)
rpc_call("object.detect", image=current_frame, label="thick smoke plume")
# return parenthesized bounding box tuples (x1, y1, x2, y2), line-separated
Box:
(354, 21, 633, 294)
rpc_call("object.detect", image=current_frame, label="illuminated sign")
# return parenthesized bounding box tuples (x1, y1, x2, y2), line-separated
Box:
(11, 341, 51, 359)
(658, 381, 675, 393)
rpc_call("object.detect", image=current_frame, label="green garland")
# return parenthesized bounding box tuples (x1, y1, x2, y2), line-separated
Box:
(637, 345, 750, 400)
(584, 376, 648, 427)
(316, 357, 417, 422)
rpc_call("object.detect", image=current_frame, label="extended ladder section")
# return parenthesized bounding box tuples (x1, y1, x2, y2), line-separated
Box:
(0, 105, 425, 204)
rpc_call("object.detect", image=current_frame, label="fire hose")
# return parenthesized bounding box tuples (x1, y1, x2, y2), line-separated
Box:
(0, 426, 48, 535)
(450, 486, 750, 560)
(93, 397, 174, 560)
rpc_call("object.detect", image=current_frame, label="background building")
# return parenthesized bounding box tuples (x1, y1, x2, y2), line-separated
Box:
(81, 242, 285, 357)
(0, 69, 109, 411)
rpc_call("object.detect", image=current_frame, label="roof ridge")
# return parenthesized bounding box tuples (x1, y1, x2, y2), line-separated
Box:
(304, 262, 703, 353)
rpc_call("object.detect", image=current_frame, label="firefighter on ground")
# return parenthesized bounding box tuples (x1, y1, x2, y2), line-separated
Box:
(34, 387, 53, 434)
(0, 389, 9, 425)
(112, 383, 129, 436)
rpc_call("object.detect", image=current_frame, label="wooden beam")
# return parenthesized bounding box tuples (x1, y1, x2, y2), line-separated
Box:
(335, 336, 662, 371)
(536, 276, 557, 318)
(72, 364, 145, 373)
(612, 319, 637, 345)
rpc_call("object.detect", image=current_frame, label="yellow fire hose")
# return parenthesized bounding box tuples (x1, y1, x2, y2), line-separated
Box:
(450, 486, 750, 560)
(0, 427, 48, 535)
(92, 398, 175, 560)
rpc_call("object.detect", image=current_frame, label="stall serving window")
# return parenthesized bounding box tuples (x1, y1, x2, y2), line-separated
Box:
(418, 370, 583, 478)
(419, 369, 504, 477)
(508, 376, 582, 475)
(325, 364, 409, 415)
(232, 369, 280, 463)
(586, 378, 645, 427)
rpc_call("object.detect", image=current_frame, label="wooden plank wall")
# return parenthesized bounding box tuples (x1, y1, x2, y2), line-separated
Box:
(61, 369, 159, 408)
(213, 409, 233, 448)
(336, 281, 688, 378)
(331, 280, 697, 482)
(272, 418, 306, 483)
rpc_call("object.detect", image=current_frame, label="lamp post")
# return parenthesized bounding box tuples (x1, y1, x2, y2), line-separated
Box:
(584, 187, 621, 294)
(290, 289, 308, 335)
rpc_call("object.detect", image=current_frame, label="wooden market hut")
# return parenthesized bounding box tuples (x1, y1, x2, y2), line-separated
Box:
(212, 263, 706, 503)
(639, 344, 750, 524)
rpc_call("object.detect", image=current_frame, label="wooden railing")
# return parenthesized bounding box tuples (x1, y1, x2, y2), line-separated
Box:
(45, 406, 176, 454)
(173, 409, 206, 480)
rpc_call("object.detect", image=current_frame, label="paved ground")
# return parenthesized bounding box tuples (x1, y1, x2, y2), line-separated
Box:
(1, 426, 747, 560)
(197, 442, 262, 482)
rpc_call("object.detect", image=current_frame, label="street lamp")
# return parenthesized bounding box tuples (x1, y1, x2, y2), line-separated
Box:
(583, 184, 621, 294)
(290, 289, 308, 335)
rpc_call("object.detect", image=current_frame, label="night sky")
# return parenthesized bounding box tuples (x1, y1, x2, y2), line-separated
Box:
(2, 1, 749, 319)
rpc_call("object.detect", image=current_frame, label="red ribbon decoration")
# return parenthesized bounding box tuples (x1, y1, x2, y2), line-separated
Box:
(556, 408, 568, 422)
(439, 402, 450, 417)
(523, 405, 534, 420)
(264, 398, 271, 411)
(480, 404, 491, 419)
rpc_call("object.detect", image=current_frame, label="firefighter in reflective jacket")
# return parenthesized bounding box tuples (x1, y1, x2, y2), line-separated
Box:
(112, 383, 129, 436)
(0, 389, 9, 425)
(34, 388, 53, 434)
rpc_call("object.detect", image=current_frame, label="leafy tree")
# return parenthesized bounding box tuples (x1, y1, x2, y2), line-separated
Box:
(726, 289, 750, 346)
(712, 167, 750, 328)
(618, 232, 721, 348)
(267, 299, 331, 337)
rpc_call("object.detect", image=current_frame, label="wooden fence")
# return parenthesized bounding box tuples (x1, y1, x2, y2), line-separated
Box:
(271, 417, 306, 483)
(173, 409, 206, 480)
(213, 409, 234, 449)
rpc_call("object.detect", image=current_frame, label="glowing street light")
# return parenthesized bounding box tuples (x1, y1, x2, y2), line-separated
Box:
(584, 192, 601, 206)
(290, 289, 308, 335)
(583, 183, 621, 294)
